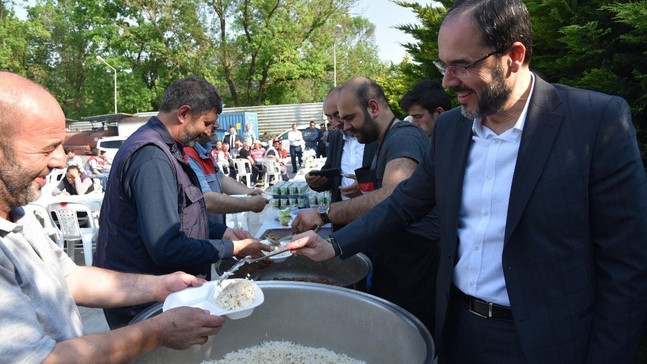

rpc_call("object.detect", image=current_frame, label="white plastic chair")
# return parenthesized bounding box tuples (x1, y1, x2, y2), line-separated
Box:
(41, 168, 67, 196)
(47, 168, 67, 185)
(22, 203, 64, 248)
(262, 158, 282, 186)
(46, 201, 98, 266)
(233, 159, 254, 188)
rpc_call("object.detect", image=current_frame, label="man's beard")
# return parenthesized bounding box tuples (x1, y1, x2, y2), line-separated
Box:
(458, 64, 511, 119)
(337, 121, 354, 138)
(354, 109, 381, 144)
(179, 117, 202, 146)
(0, 146, 40, 208)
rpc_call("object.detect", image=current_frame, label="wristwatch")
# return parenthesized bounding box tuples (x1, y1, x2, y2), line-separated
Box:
(318, 204, 331, 225)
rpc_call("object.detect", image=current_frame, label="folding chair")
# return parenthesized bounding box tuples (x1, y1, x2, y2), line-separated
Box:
(233, 159, 254, 188)
(46, 201, 98, 266)
(22, 203, 64, 248)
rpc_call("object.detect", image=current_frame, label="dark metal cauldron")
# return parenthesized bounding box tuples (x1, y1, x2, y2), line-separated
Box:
(216, 252, 372, 289)
(131, 281, 435, 364)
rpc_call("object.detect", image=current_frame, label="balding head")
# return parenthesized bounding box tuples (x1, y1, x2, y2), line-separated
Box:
(337, 76, 395, 143)
(0, 72, 65, 144)
(340, 76, 390, 111)
(0, 72, 67, 217)
(323, 87, 344, 130)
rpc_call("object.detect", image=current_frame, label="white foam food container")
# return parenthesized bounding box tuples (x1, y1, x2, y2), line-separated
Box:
(260, 239, 292, 263)
(162, 279, 264, 320)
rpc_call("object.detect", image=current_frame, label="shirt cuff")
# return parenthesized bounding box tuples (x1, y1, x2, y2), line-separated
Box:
(211, 239, 235, 259)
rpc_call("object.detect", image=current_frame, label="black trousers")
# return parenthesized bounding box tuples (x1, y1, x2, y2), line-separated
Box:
(442, 286, 525, 364)
(289, 145, 302, 172)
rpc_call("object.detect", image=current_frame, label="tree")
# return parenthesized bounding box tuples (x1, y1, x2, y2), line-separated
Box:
(527, 0, 647, 164)
(394, 0, 447, 83)
(206, 0, 375, 106)
(394, 0, 647, 165)
(381, 0, 449, 112)
(3, 0, 385, 115)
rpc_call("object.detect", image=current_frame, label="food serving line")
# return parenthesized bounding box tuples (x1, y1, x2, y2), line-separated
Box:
(32, 168, 435, 362)
(142, 189, 435, 364)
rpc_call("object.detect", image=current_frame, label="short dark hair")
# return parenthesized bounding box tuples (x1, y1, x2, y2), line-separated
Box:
(66, 165, 80, 173)
(159, 76, 223, 116)
(445, 0, 533, 64)
(399, 80, 451, 113)
(350, 77, 389, 109)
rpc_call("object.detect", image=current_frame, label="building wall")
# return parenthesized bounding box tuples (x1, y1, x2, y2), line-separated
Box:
(117, 103, 325, 142)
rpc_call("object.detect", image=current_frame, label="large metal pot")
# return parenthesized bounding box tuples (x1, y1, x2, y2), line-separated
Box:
(217, 252, 372, 289)
(133, 281, 434, 363)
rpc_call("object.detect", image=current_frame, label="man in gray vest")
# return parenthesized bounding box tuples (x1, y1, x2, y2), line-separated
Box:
(95, 76, 268, 328)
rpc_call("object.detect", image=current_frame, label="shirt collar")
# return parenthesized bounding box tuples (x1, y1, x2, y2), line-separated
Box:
(472, 73, 536, 138)
(0, 208, 22, 233)
(193, 141, 211, 159)
(342, 132, 357, 142)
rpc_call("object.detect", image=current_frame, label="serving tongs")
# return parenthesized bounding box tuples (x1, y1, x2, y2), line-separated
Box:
(265, 225, 319, 245)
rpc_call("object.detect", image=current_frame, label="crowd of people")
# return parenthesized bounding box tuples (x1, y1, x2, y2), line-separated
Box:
(1, 0, 646, 362)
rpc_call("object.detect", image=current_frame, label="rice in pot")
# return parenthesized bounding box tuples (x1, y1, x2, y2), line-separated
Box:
(203, 340, 366, 364)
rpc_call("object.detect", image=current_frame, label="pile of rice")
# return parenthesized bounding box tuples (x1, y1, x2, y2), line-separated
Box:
(214, 280, 256, 311)
(203, 341, 366, 364)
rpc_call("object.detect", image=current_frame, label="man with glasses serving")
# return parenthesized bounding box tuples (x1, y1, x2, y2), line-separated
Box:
(286, 0, 647, 363)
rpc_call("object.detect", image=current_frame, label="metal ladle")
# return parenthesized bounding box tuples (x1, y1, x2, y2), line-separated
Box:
(215, 249, 291, 286)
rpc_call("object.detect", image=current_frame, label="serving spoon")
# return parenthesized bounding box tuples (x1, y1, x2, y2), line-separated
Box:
(215, 249, 291, 286)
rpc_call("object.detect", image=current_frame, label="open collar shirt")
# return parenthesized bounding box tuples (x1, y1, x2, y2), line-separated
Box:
(340, 134, 365, 200)
(0, 208, 81, 362)
(454, 75, 535, 306)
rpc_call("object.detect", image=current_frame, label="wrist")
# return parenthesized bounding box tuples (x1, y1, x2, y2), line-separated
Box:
(325, 236, 342, 257)
(317, 204, 331, 225)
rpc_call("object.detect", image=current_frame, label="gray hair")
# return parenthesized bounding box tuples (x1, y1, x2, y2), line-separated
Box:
(159, 76, 223, 115)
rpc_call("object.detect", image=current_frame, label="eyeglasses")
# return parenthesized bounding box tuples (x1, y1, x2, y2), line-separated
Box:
(433, 50, 501, 79)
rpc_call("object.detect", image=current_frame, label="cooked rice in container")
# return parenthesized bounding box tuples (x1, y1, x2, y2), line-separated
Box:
(203, 340, 366, 364)
(214, 280, 256, 311)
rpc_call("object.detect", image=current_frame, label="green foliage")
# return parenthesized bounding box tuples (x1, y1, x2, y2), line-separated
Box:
(2, 0, 384, 116)
(393, 0, 446, 83)
(386, 0, 448, 110)
(394, 0, 647, 166)
(527, 0, 647, 165)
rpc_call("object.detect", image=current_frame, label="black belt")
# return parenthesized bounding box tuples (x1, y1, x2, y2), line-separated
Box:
(455, 287, 513, 320)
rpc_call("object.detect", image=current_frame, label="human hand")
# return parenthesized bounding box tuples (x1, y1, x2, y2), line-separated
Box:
(232, 239, 271, 260)
(245, 195, 269, 213)
(60, 190, 71, 196)
(305, 172, 327, 189)
(339, 174, 362, 198)
(68, 168, 80, 179)
(248, 188, 264, 196)
(152, 307, 224, 350)
(291, 208, 322, 234)
(285, 230, 335, 261)
(153, 271, 206, 302)
(223, 228, 253, 240)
